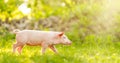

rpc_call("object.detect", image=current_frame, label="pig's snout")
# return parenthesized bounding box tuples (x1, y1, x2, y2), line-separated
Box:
(68, 42, 72, 45)
(65, 41, 72, 45)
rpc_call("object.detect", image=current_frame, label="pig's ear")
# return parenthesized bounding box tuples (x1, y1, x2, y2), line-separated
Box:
(58, 32, 64, 37)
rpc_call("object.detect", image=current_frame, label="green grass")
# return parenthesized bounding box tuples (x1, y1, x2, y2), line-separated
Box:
(0, 33, 120, 63)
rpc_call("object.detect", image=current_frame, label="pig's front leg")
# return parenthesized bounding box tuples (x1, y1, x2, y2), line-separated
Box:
(49, 45, 58, 54)
(41, 43, 48, 55)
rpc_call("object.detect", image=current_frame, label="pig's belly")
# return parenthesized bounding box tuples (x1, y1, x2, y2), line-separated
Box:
(26, 40, 42, 46)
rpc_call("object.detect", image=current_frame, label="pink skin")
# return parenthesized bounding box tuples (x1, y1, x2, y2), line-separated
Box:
(13, 30, 71, 55)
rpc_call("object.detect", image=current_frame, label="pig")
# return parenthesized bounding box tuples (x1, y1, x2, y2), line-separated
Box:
(13, 29, 71, 54)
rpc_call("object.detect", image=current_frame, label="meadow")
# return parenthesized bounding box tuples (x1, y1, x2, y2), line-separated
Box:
(0, 31, 120, 63)
(1, 0, 120, 63)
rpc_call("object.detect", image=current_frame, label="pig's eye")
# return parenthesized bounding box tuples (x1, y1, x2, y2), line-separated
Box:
(63, 36, 66, 39)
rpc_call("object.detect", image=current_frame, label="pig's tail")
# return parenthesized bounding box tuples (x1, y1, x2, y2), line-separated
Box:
(13, 29, 20, 34)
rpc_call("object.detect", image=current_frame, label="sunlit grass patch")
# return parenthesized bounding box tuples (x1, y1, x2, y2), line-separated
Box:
(0, 32, 120, 63)
(1, 42, 120, 63)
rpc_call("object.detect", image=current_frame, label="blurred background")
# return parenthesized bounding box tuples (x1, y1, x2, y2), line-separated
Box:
(1, 0, 120, 42)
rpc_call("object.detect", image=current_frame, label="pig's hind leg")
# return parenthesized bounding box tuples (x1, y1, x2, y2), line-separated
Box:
(41, 43, 48, 55)
(13, 42, 19, 53)
(13, 42, 24, 54)
(17, 45, 24, 54)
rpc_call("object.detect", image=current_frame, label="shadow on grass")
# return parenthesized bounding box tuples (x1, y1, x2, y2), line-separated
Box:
(30, 54, 86, 63)
(0, 51, 86, 63)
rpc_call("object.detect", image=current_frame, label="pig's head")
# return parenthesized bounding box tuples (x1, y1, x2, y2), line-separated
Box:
(53, 32, 72, 45)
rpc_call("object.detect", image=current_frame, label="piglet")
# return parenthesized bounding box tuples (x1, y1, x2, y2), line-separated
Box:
(13, 29, 71, 54)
